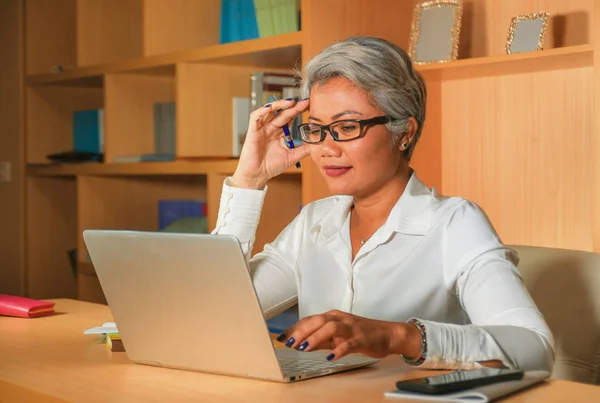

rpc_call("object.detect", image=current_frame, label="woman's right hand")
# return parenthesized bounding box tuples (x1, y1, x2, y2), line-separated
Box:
(231, 98, 310, 190)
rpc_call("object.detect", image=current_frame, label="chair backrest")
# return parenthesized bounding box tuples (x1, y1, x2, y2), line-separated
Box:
(508, 245, 600, 385)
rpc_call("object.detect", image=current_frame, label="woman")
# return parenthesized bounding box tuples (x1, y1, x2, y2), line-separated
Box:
(212, 36, 554, 371)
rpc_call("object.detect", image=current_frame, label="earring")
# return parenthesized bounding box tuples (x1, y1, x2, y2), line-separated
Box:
(401, 142, 408, 150)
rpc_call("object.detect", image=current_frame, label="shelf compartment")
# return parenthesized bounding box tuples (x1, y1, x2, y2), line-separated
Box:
(176, 63, 264, 158)
(26, 85, 104, 164)
(418, 45, 592, 82)
(104, 73, 175, 162)
(26, 31, 303, 86)
(77, 175, 207, 262)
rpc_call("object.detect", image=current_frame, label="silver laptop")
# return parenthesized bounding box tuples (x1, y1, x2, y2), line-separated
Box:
(82, 229, 378, 382)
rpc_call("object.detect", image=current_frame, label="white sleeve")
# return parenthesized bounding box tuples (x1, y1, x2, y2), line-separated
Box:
(415, 201, 555, 372)
(211, 177, 302, 319)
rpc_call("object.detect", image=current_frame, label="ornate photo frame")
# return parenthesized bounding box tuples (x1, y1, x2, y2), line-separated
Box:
(506, 12, 549, 54)
(408, 0, 463, 65)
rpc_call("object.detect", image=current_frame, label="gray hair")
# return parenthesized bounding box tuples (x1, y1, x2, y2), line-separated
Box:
(298, 36, 427, 160)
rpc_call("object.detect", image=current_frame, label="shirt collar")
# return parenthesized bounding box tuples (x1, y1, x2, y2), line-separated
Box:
(311, 171, 434, 242)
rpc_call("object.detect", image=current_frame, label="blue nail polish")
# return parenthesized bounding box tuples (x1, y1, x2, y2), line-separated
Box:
(298, 341, 309, 351)
(265, 104, 271, 108)
(326, 353, 335, 361)
(285, 337, 295, 347)
(302, 97, 309, 100)
(276, 333, 286, 342)
(286, 97, 293, 101)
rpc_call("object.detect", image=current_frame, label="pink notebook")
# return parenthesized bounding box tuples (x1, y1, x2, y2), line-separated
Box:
(0, 294, 55, 318)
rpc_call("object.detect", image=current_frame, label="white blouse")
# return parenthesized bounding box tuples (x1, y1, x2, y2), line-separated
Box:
(212, 172, 554, 371)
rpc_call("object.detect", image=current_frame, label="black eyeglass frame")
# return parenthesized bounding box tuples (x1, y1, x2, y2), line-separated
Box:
(298, 116, 395, 144)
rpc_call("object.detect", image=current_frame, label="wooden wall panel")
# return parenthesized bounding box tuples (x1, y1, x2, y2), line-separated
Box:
(410, 79, 442, 192)
(25, 0, 76, 74)
(459, 0, 593, 59)
(441, 67, 593, 251)
(77, 0, 144, 66)
(0, 0, 24, 295)
(143, 0, 220, 55)
(593, 0, 600, 252)
(26, 177, 78, 299)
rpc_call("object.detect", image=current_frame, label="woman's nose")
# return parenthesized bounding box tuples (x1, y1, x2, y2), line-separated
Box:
(320, 131, 342, 157)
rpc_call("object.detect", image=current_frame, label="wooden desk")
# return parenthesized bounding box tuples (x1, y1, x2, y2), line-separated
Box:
(1, 299, 599, 402)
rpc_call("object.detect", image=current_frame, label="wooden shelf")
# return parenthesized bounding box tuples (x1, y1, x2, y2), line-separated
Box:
(27, 159, 303, 177)
(26, 31, 303, 87)
(417, 45, 593, 82)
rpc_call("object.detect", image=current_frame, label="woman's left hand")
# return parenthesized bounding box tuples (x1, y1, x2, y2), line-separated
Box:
(276, 310, 422, 361)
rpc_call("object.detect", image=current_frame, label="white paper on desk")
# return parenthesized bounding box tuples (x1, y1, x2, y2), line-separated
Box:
(384, 370, 550, 402)
(83, 322, 118, 335)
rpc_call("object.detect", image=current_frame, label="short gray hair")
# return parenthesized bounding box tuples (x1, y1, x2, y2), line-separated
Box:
(298, 36, 427, 160)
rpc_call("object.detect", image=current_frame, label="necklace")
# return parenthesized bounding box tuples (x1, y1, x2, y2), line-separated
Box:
(351, 204, 371, 245)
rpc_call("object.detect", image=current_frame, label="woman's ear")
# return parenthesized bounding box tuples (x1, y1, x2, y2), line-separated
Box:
(399, 117, 418, 151)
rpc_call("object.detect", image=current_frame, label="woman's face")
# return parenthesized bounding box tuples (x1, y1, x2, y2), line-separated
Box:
(307, 77, 403, 197)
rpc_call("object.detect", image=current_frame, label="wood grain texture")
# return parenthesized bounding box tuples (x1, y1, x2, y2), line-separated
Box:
(0, 0, 25, 296)
(206, 173, 228, 233)
(410, 79, 442, 192)
(176, 63, 258, 157)
(441, 67, 593, 251)
(1, 299, 599, 402)
(26, 177, 77, 299)
(26, 86, 103, 164)
(458, 0, 593, 59)
(104, 74, 174, 162)
(24, 0, 76, 75)
(76, 0, 144, 66)
(143, 0, 220, 56)
(592, 0, 600, 252)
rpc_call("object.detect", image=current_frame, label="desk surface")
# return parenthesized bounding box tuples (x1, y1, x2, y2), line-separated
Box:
(1, 299, 599, 403)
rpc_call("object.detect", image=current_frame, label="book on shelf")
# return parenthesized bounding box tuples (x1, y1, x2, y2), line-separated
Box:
(159, 200, 208, 233)
(233, 97, 251, 156)
(220, 0, 299, 44)
(250, 71, 298, 110)
(154, 102, 176, 155)
(282, 86, 302, 145)
(73, 109, 104, 154)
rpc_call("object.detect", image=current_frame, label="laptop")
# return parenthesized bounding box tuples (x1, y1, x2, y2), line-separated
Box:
(82, 229, 378, 382)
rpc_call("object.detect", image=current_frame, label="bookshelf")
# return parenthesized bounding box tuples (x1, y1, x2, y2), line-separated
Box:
(12, 0, 600, 303)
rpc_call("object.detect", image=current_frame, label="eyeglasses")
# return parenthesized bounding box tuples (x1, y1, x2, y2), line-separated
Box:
(298, 116, 394, 144)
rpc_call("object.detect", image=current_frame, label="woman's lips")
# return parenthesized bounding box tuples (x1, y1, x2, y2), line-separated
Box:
(323, 166, 352, 177)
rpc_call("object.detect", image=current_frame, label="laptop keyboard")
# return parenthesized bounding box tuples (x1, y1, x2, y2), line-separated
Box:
(278, 356, 347, 376)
